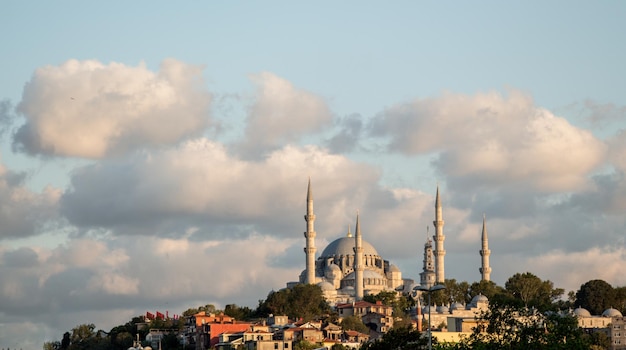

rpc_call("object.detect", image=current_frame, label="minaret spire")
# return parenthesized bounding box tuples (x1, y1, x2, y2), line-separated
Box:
(479, 214, 492, 281)
(433, 185, 446, 284)
(303, 178, 317, 284)
(354, 211, 364, 300)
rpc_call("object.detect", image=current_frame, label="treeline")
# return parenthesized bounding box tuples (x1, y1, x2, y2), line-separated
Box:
(429, 273, 626, 314)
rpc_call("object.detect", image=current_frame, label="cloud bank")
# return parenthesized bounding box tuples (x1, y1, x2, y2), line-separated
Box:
(13, 59, 212, 158)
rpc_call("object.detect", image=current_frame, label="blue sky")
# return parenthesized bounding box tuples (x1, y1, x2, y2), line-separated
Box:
(1, 2, 626, 348)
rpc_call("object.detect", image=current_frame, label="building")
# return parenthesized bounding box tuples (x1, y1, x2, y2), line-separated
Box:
(186, 312, 252, 350)
(292, 181, 492, 307)
(289, 180, 414, 304)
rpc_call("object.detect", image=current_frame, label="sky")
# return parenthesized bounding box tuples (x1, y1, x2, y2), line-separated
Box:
(1, 1, 626, 348)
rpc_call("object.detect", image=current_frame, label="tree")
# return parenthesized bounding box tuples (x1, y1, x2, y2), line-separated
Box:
(445, 302, 590, 350)
(61, 332, 70, 350)
(360, 326, 427, 350)
(294, 340, 320, 350)
(575, 279, 616, 315)
(161, 333, 182, 349)
(469, 280, 504, 301)
(224, 304, 254, 320)
(432, 279, 471, 305)
(43, 341, 61, 350)
(504, 272, 563, 310)
(256, 284, 331, 321)
(615, 286, 626, 312)
(363, 290, 397, 306)
(363, 290, 412, 321)
(340, 315, 370, 334)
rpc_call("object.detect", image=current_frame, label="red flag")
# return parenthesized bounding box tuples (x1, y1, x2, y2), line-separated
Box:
(156, 311, 164, 319)
(146, 312, 155, 320)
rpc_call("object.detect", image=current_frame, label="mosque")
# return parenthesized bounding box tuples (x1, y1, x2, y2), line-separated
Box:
(286, 180, 493, 305)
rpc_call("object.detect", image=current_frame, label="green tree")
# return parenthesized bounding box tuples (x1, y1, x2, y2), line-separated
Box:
(256, 284, 331, 321)
(364, 290, 412, 322)
(360, 326, 427, 350)
(431, 279, 471, 305)
(469, 280, 504, 302)
(340, 315, 370, 334)
(575, 279, 616, 315)
(363, 290, 397, 306)
(224, 304, 254, 320)
(43, 341, 61, 350)
(294, 340, 320, 350)
(447, 302, 590, 350)
(161, 333, 182, 349)
(615, 286, 626, 312)
(504, 272, 564, 310)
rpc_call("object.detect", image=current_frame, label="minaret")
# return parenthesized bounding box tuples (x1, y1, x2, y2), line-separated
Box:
(420, 226, 436, 288)
(354, 211, 364, 300)
(479, 214, 492, 281)
(416, 298, 423, 331)
(433, 185, 446, 284)
(303, 178, 317, 284)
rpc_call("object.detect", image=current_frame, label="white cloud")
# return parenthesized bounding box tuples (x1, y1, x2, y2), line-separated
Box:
(518, 246, 626, 293)
(60, 140, 380, 239)
(0, 159, 61, 239)
(237, 72, 333, 158)
(372, 90, 607, 192)
(13, 59, 212, 158)
(0, 234, 300, 347)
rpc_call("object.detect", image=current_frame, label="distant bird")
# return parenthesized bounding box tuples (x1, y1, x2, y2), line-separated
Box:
(70, 97, 75, 100)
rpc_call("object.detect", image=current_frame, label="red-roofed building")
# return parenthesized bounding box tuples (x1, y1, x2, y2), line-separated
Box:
(344, 330, 370, 344)
(185, 312, 252, 349)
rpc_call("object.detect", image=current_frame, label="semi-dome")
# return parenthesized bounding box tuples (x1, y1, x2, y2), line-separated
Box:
(320, 236, 379, 257)
(318, 281, 335, 291)
(573, 307, 592, 317)
(603, 308, 623, 317)
(327, 263, 341, 271)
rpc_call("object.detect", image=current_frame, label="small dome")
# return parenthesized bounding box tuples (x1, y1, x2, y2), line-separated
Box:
(573, 307, 592, 317)
(436, 305, 449, 313)
(318, 281, 335, 291)
(451, 302, 465, 311)
(389, 264, 400, 272)
(471, 294, 488, 305)
(603, 308, 623, 317)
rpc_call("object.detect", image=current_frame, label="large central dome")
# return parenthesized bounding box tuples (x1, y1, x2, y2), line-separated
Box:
(320, 236, 379, 257)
